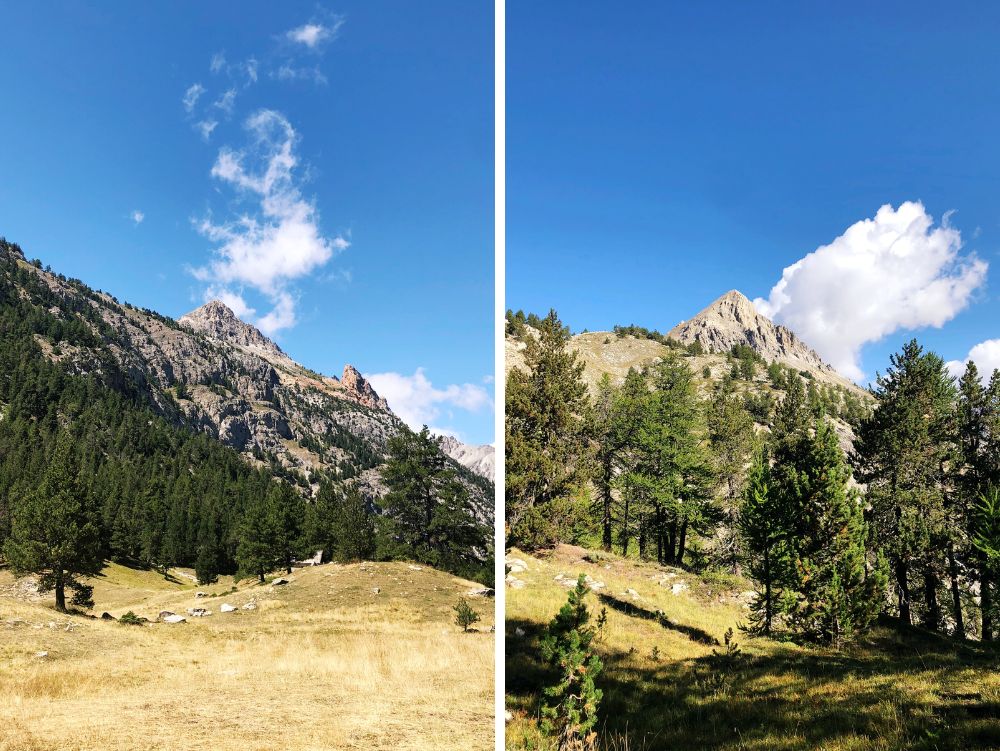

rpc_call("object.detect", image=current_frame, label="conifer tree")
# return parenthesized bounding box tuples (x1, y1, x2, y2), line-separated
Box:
(788, 420, 887, 645)
(3, 430, 103, 611)
(506, 309, 590, 548)
(235, 487, 283, 583)
(707, 382, 755, 573)
(852, 340, 956, 630)
(738, 445, 791, 635)
(540, 574, 603, 751)
(331, 488, 377, 562)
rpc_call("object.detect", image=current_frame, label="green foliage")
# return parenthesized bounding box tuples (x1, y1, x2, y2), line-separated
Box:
(380, 426, 488, 582)
(506, 310, 590, 549)
(119, 610, 143, 626)
(540, 574, 603, 751)
(453, 597, 480, 632)
(3, 430, 103, 611)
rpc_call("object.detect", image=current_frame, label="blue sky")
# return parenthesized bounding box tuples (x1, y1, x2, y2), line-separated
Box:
(0, 3, 494, 445)
(508, 2, 1000, 385)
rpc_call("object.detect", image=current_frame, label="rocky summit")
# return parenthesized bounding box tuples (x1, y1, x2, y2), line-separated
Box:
(668, 290, 834, 374)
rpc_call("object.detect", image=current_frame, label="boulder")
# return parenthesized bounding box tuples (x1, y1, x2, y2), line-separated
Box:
(162, 614, 186, 624)
(186, 608, 211, 617)
(100, 612, 115, 620)
(242, 602, 257, 611)
(220, 603, 237, 613)
(467, 588, 494, 597)
(271, 577, 290, 586)
(671, 581, 689, 595)
(195, 591, 208, 598)
(371, 587, 381, 595)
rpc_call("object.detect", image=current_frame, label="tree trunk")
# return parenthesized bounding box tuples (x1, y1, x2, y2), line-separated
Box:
(923, 566, 941, 631)
(677, 520, 688, 567)
(981, 557, 993, 642)
(601, 457, 613, 552)
(666, 521, 677, 566)
(947, 543, 965, 638)
(54, 572, 66, 612)
(258, 570, 265, 584)
(895, 557, 911, 626)
(763, 547, 772, 635)
(620, 497, 631, 557)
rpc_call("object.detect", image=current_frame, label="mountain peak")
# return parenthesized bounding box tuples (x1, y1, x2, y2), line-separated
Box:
(341, 365, 389, 410)
(669, 290, 834, 374)
(178, 300, 285, 358)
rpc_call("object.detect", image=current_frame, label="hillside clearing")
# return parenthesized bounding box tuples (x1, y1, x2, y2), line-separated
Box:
(0, 560, 494, 751)
(506, 545, 1000, 751)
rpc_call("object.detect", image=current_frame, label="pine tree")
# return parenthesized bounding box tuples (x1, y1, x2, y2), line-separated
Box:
(235, 487, 283, 583)
(3, 430, 103, 611)
(540, 574, 603, 751)
(453, 597, 481, 632)
(852, 340, 956, 630)
(787, 420, 887, 645)
(332, 488, 377, 562)
(381, 426, 485, 578)
(738, 445, 791, 635)
(506, 310, 590, 548)
(707, 382, 755, 573)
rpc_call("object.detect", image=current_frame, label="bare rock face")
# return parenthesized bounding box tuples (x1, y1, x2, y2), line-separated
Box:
(668, 290, 834, 374)
(179, 300, 286, 360)
(342, 365, 389, 410)
(437, 434, 495, 481)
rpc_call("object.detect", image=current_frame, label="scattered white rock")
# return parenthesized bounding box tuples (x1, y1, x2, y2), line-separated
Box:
(467, 588, 494, 597)
(186, 608, 211, 617)
(624, 588, 640, 599)
(506, 576, 525, 590)
(162, 614, 186, 624)
(514, 627, 526, 637)
(34, 651, 48, 658)
(371, 587, 381, 595)
(195, 591, 208, 598)
(407, 565, 423, 571)
(242, 602, 257, 611)
(505, 556, 528, 574)
(505, 710, 514, 723)
(671, 581, 688, 595)
(554, 573, 565, 581)
(220, 603, 237, 613)
(271, 577, 290, 586)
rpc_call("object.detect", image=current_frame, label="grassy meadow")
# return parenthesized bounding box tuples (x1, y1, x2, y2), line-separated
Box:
(506, 545, 1000, 751)
(0, 560, 494, 751)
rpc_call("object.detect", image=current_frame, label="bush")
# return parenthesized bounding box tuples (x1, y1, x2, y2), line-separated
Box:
(453, 598, 481, 632)
(119, 610, 144, 626)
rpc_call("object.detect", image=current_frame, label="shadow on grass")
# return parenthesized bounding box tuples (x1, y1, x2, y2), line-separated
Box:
(507, 613, 1000, 751)
(597, 592, 719, 645)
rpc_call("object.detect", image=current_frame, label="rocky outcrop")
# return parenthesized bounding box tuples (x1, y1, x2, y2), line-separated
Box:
(668, 290, 834, 374)
(437, 434, 495, 481)
(342, 365, 389, 410)
(179, 300, 286, 359)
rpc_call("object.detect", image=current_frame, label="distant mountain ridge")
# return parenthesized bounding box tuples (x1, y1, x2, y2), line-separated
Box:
(437, 434, 495, 481)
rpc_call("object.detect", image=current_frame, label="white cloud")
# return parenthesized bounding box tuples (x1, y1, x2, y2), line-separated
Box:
(196, 119, 218, 140)
(191, 109, 347, 335)
(183, 83, 205, 112)
(755, 201, 988, 382)
(365, 368, 492, 432)
(244, 57, 258, 84)
(210, 52, 226, 74)
(214, 87, 237, 115)
(947, 339, 1000, 382)
(286, 18, 344, 49)
(130, 210, 144, 225)
(272, 63, 328, 85)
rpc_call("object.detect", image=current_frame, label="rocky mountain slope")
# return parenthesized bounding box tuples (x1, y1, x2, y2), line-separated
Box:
(668, 290, 837, 377)
(1, 241, 491, 522)
(438, 435, 496, 481)
(506, 291, 872, 453)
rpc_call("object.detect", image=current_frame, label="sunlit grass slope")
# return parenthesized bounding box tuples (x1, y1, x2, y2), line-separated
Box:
(0, 560, 494, 751)
(506, 544, 1000, 751)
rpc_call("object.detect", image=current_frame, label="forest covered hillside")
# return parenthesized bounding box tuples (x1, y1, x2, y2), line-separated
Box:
(0, 237, 493, 593)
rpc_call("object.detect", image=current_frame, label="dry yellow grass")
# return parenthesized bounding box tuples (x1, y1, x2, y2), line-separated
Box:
(0, 561, 494, 751)
(506, 544, 1000, 751)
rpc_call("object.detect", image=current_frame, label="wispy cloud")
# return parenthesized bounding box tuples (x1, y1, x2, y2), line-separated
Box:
(214, 87, 237, 115)
(196, 119, 218, 140)
(183, 83, 205, 112)
(365, 368, 492, 435)
(286, 16, 345, 50)
(130, 210, 145, 225)
(755, 201, 987, 382)
(272, 63, 328, 85)
(190, 109, 347, 336)
(210, 52, 227, 74)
